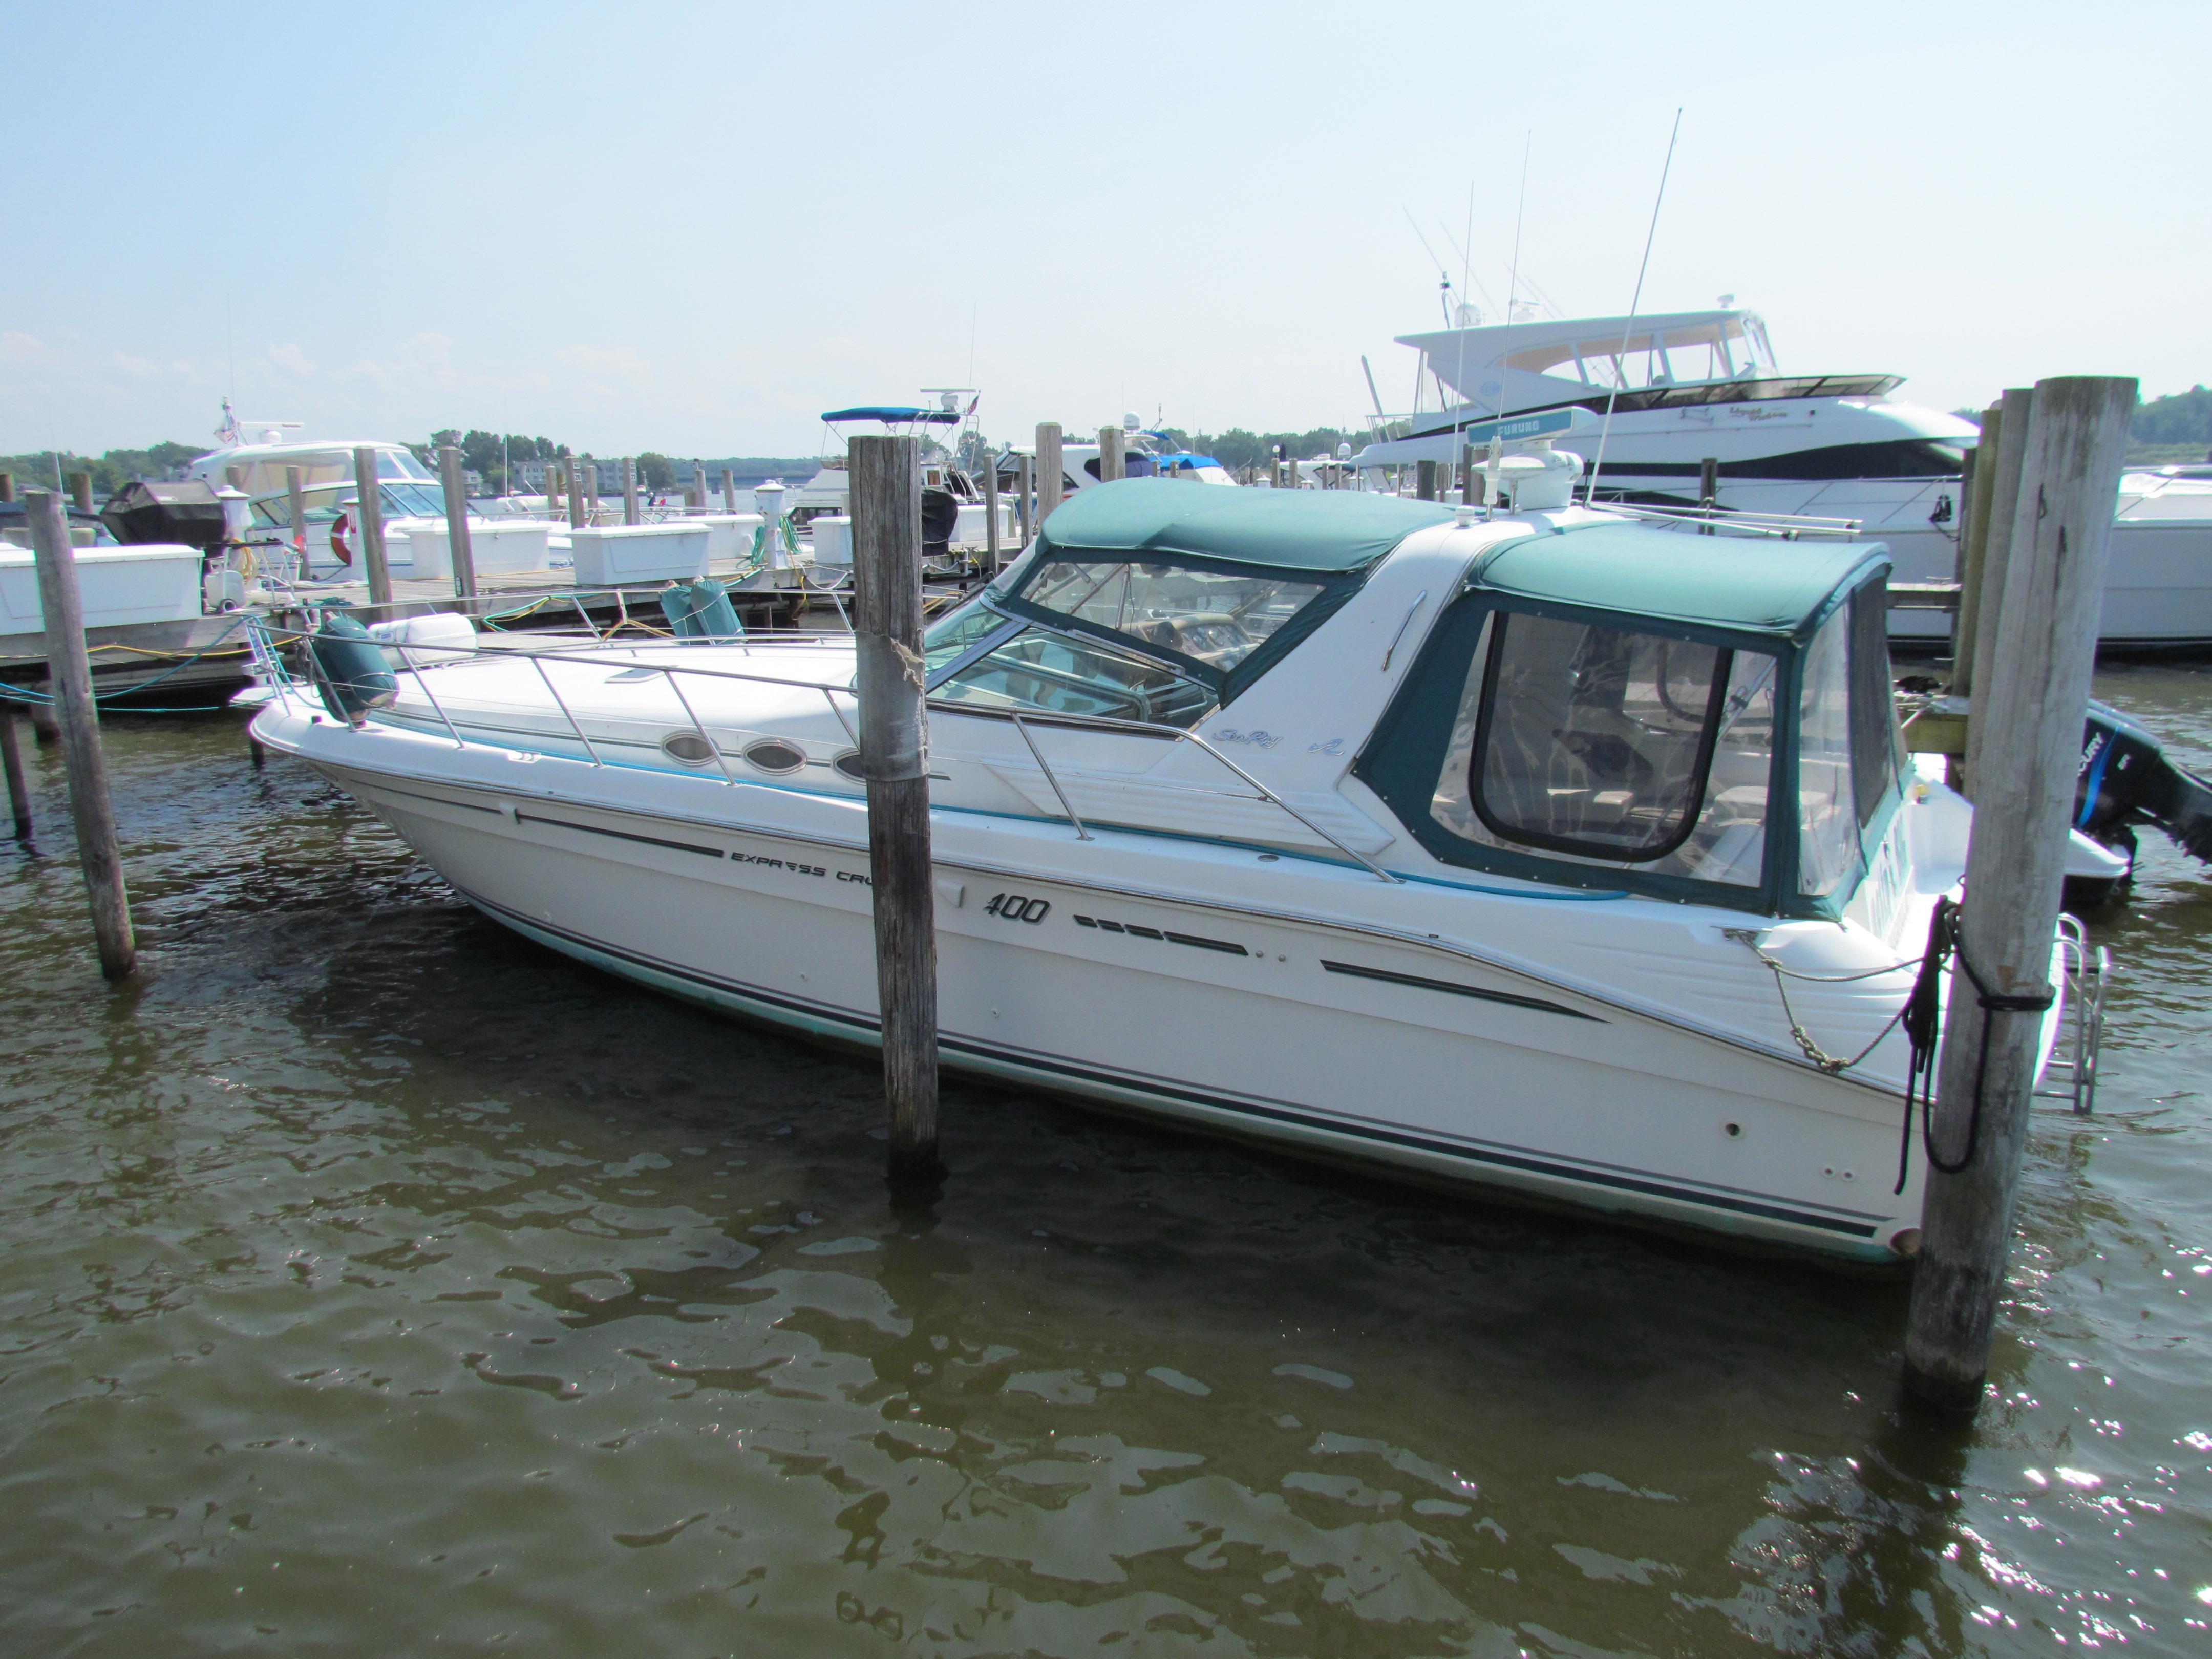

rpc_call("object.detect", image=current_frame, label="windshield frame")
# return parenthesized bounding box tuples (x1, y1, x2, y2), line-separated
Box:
(990, 546, 1370, 707)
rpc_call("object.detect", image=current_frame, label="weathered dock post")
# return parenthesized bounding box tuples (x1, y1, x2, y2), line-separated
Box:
(566, 462, 585, 530)
(2, 708, 31, 840)
(982, 446, 1003, 576)
(1097, 425, 1124, 482)
(1961, 389, 2037, 794)
(720, 468, 738, 514)
(1016, 455, 1034, 545)
(1951, 394, 2018, 714)
(26, 491, 135, 980)
(583, 462, 600, 525)
(1416, 458, 1439, 501)
(29, 693, 59, 746)
(1902, 375, 2135, 1414)
(622, 458, 640, 525)
(66, 472, 93, 514)
(1461, 443, 1477, 506)
(0, 470, 14, 503)
(437, 442, 478, 599)
(351, 446, 393, 606)
(848, 434, 941, 1187)
(1698, 456, 1719, 532)
(286, 465, 308, 567)
(1036, 423, 1065, 525)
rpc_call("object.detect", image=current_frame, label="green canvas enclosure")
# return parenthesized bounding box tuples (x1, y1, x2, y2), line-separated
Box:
(1355, 519, 1904, 919)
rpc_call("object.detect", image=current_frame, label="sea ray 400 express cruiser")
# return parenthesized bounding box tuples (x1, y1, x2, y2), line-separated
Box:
(249, 480, 2096, 1262)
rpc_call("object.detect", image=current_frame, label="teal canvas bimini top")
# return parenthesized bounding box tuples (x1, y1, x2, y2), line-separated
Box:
(1038, 478, 1456, 573)
(1471, 522, 1890, 641)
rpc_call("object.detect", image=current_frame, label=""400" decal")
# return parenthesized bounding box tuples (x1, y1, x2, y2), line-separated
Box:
(984, 892, 1051, 923)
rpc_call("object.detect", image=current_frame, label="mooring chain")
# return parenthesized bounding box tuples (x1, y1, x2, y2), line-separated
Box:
(1721, 927, 1919, 1075)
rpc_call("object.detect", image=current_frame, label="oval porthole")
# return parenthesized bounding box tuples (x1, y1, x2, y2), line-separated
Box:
(743, 738, 807, 775)
(831, 750, 866, 781)
(661, 731, 719, 766)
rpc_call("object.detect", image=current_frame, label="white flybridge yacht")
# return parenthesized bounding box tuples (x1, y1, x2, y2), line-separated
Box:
(1357, 304, 2212, 647)
(188, 403, 556, 585)
(248, 470, 2105, 1263)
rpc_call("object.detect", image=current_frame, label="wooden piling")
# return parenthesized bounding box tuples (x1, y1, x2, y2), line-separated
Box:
(1950, 396, 2011, 702)
(1902, 376, 2136, 1414)
(1699, 456, 1719, 533)
(583, 463, 600, 525)
(25, 491, 135, 980)
(351, 446, 393, 606)
(1036, 423, 1064, 526)
(1016, 454, 1034, 545)
(1098, 426, 1125, 483)
(66, 472, 93, 514)
(1961, 389, 2037, 791)
(1461, 444, 1477, 506)
(982, 447, 1003, 575)
(847, 434, 942, 1187)
(438, 443, 478, 598)
(286, 465, 307, 566)
(622, 457, 640, 526)
(30, 691, 58, 745)
(1416, 458, 1439, 501)
(0, 471, 14, 504)
(2, 708, 31, 840)
(721, 468, 738, 514)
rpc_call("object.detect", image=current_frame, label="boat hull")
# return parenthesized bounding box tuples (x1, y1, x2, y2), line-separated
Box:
(311, 754, 1927, 1265)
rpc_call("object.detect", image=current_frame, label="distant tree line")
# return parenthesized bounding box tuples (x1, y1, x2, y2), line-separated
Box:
(2130, 386, 2212, 451)
(0, 442, 202, 496)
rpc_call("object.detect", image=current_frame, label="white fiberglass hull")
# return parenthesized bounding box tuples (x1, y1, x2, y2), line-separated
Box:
(262, 700, 1942, 1265)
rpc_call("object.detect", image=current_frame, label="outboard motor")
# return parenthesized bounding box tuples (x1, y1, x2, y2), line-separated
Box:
(920, 486, 959, 564)
(2071, 698, 2212, 899)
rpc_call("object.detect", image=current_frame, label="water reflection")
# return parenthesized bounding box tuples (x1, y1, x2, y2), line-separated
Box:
(0, 703, 2206, 1655)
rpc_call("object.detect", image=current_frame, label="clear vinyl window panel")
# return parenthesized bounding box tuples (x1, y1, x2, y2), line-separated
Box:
(1020, 559, 1328, 676)
(1797, 616, 1859, 896)
(1848, 583, 1905, 830)
(922, 598, 1017, 677)
(1430, 613, 1777, 887)
(932, 626, 1215, 728)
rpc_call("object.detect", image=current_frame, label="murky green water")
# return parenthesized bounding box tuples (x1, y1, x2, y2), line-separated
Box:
(2, 666, 2207, 1656)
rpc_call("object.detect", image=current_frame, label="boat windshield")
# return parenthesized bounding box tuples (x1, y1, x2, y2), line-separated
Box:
(922, 554, 1342, 728)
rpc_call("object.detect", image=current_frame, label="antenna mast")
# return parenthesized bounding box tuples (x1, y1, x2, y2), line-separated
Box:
(1584, 109, 1685, 505)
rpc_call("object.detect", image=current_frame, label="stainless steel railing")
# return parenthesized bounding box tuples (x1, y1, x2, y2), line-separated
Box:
(250, 616, 1399, 881)
(2035, 912, 2109, 1115)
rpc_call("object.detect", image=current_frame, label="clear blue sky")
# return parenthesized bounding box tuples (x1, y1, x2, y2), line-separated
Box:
(5, 1, 2203, 458)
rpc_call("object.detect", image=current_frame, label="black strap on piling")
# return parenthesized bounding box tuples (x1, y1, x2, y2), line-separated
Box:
(1895, 896, 2057, 1194)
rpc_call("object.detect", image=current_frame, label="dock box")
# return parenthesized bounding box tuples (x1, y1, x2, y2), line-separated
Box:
(696, 513, 764, 567)
(400, 521, 556, 580)
(0, 543, 205, 637)
(567, 524, 711, 586)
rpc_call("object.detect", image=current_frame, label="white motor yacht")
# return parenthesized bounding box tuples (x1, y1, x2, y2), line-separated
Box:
(249, 478, 2101, 1264)
(189, 403, 558, 585)
(1358, 305, 2212, 648)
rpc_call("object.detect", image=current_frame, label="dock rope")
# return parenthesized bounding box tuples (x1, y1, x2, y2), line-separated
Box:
(1724, 926, 1919, 1076)
(0, 615, 252, 711)
(1893, 896, 2055, 1193)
